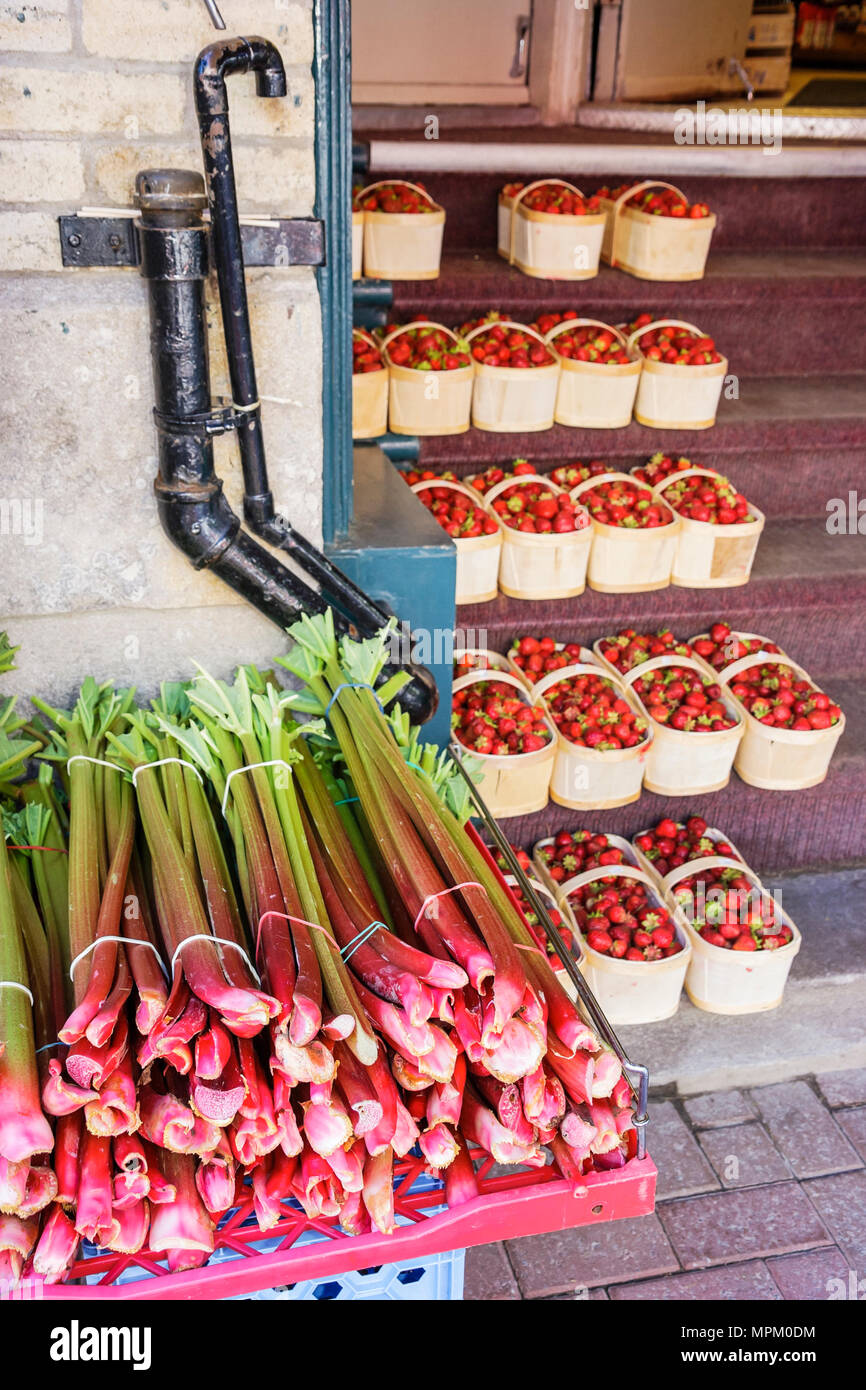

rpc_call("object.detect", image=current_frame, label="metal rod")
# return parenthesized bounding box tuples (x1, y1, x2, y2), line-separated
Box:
(447, 740, 650, 1159)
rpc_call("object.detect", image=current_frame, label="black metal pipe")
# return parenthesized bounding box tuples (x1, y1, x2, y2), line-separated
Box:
(194, 37, 284, 522)
(134, 167, 438, 725)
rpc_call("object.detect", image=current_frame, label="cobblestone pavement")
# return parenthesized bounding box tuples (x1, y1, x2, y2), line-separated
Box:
(464, 1071, 866, 1301)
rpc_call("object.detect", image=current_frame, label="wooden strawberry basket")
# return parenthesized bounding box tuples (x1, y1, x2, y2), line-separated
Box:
(357, 181, 445, 280)
(630, 823, 749, 887)
(721, 650, 846, 791)
(628, 320, 727, 430)
(409, 477, 501, 605)
(482, 473, 592, 600)
(451, 668, 556, 817)
(557, 864, 692, 1026)
(466, 322, 560, 432)
(622, 654, 745, 796)
(656, 467, 765, 588)
(570, 472, 680, 593)
(663, 855, 801, 1014)
(352, 208, 364, 280)
(533, 832, 652, 893)
(505, 641, 601, 687)
(600, 180, 716, 281)
(382, 322, 474, 437)
(503, 179, 606, 281)
(544, 319, 642, 429)
(351, 329, 389, 440)
(533, 662, 652, 811)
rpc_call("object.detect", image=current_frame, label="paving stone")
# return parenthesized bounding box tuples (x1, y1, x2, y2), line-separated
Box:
(659, 1183, 831, 1269)
(766, 1247, 855, 1300)
(815, 1068, 866, 1109)
(648, 1101, 720, 1200)
(836, 1107, 866, 1162)
(683, 1090, 758, 1129)
(803, 1170, 866, 1269)
(609, 1260, 782, 1301)
(698, 1123, 792, 1189)
(506, 1214, 679, 1296)
(547, 1287, 609, 1301)
(463, 1243, 520, 1300)
(750, 1079, 862, 1178)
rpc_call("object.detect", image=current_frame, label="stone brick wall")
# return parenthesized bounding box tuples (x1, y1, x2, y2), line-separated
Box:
(0, 0, 323, 704)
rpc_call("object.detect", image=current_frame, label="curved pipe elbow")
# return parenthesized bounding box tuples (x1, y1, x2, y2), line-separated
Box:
(195, 36, 287, 116)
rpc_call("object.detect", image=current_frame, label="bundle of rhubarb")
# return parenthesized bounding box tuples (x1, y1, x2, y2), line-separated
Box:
(0, 621, 636, 1289)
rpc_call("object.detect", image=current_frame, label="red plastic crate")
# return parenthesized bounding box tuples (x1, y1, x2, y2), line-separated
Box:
(43, 1147, 656, 1300)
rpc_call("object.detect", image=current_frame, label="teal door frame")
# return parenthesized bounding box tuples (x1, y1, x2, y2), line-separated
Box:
(314, 0, 354, 542)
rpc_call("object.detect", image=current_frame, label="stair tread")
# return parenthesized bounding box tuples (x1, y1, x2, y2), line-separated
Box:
(390, 247, 866, 316)
(416, 373, 866, 463)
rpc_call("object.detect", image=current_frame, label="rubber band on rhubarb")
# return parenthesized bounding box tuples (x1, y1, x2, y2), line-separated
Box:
(255, 911, 339, 960)
(169, 934, 261, 986)
(35, 1040, 66, 1055)
(66, 755, 123, 775)
(515, 942, 547, 959)
(412, 881, 487, 932)
(220, 759, 294, 819)
(131, 758, 204, 788)
(69, 935, 169, 983)
(334, 795, 359, 806)
(0, 980, 34, 1005)
(339, 921, 387, 962)
(323, 682, 385, 721)
(7, 843, 68, 854)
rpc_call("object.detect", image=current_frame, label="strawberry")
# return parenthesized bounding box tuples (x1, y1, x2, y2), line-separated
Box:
(562, 867, 683, 963)
(542, 669, 649, 751)
(380, 323, 470, 371)
(580, 478, 675, 530)
(354, 181, 437, 215)
(691, 620, 784, 673)
(459, 315, 556, 369)
(503, 182, 601, 217)
(632, 664, 737, 733)
(659, 471, 756, 525)
(452, 679, 552, 758)
(671, 865, 791, 954)
(486, 478, 591, 535)
(598, 626, 694, 675)
(507, 635, 586, 685)
(595, 185, 712, 219)
(403, 470, 499, 541)
(624, 314, 724, 366)
(728, 662, 843, 732)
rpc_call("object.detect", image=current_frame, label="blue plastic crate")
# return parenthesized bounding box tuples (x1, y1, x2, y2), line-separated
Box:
(235, 1247, 465, 1301)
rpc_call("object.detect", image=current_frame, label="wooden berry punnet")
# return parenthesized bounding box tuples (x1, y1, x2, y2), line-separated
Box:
(352, 208, 364, 280)
(544, 319, 642, 429)
(533, 662, 652, 811)
(357, 181, 445, 280)
(721, 650, 846, 790)
(454, 647, 516, 679)
(622, 654, 745, 796)
(663, 855, 801, 1014)
(382, 322, 473, 436)
(570, 472, 680, 593)
(482, 473, 592, 600)
(592, 635, 715, 684)
(409, 477, 502, 605)
(505, 641, 601, 686)
(689, 628, 792, 673)
(600, 180, 716, 281)
(505, 179, 606, 281)
(351, 329, 389, 440)
(466, 322, 560, 432)
(628, 320, 727, 430)
(451, 668, 556, 817)
(656, 467, 765, 587)
(557, 864, 692, 1025)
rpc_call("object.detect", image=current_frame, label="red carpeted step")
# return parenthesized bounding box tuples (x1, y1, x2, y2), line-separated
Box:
(487, 677, 864, 875)
(367, 168, 866, 253)
(455, 523, 866, 678)
(414, 374, 866, 469)
(388, 249, 866, 377)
